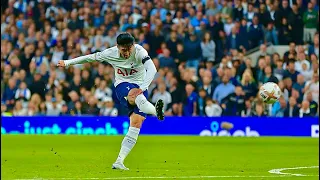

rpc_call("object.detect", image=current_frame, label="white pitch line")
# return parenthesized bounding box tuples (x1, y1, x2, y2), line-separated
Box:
(268, 166, 319, 176)
(11, 175, 299, 180)
(12, 166, 320, 180)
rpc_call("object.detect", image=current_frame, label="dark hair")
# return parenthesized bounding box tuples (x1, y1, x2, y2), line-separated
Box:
(288, 58, 296, 64)
(202, 31, 212, 42)
(117, 32, 135, 46)
(205, 97, 213, 102)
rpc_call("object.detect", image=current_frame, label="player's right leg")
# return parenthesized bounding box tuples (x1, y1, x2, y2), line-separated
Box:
(121, 83, 164, 120)
(129, 90, 164, 120)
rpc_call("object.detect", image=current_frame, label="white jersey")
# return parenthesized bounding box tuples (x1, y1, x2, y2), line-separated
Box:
(96, 44, 148, 87)
(64, 44, 155, 90)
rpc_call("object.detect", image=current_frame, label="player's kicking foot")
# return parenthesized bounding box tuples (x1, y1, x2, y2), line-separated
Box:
(155, 99, 164, 121)
(112, 162, 129, 170)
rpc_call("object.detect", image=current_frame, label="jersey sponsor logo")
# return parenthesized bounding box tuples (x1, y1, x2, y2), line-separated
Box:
(117, 68, 138, 76)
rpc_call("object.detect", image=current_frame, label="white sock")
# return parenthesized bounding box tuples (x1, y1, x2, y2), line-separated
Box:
(116, 127, 140, 164)
(135, 94, 157, 116)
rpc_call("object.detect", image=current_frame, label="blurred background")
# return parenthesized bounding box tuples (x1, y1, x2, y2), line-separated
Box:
(1, 0, 319, 118)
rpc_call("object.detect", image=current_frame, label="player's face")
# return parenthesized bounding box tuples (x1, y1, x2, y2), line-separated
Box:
(118, 45, 134, 59)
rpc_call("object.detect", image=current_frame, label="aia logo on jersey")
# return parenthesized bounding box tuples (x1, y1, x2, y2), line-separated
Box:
(117, 68, 138, 76)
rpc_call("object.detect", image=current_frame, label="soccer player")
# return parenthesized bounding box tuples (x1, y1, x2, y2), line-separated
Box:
(57, 32, 165, 170)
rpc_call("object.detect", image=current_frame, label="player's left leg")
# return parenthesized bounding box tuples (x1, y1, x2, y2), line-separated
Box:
(112, 112, 145, 170)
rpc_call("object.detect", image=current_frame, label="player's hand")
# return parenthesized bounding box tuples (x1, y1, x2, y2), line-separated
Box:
(57, 60, 66, 67)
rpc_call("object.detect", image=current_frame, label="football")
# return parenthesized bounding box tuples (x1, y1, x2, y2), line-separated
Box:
(259, 82, 282, 104)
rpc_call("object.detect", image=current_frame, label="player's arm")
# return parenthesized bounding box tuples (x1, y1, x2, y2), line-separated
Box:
(57, 52, 102, 67)
(138, 50, 157, 91)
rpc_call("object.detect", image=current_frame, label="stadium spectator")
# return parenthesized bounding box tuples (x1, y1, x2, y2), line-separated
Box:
(248, 16, 264, 50)
(220, 0, 233, 23)
(288, 4, 304, 45)
(257, 4, 272, 28)
(71, 101, 83, 116)
(299, 100, 312, 117)
(200, 74, 215, 98)
(60, 104, 69, 116)
(303, 2, 318, 44)
(240, 70, 258, 100)
(14, 81, 30, 102)
(284, 77, 294, 97)
(221, 86, 245, 116)
(84, 96, 99, 115)
(197, 88, 207, 116)
(151, 82, 172, 112)
(284, 97, 300, 117)
(167, 77, 183, 116)
(2, 78, 17, 109)
(262, 65, 279, 84)
(175, 43, 187, 66)
(213, 75, 235, 103)
(241, 100, 253, 117)
(166, 31, 181, 59)
(305, 91, 318, 116)
(271, 97, 287, 117)
(308, 33, 319, 58)
(274, 59, 285, 81)
(293, 74, 306, 96)
(183, 83, 198, 116)
(205, 99, 222, 117)
(206, 0, 220, 17)
(300, 61, 313, 81)
(184, 32, 202, 72)
(295, 53, 310, 73)
(46, 98, 61, 116)
(304, 73, 319, 103)
(158, 48, 176, 69)
(100, 97, 118, 117)
(283, 42, 297, 62)
(201, 31, 216, 62)
(256, 57, 267, 84)
(94, 80, 112, 102)
(278, 17, 292, 45)
(283, 60, 300, 83)
(252, 101, 267, 117)
(37, 102, 46, 116)
(226, 27, 241, 51)
(245, 3, 255, 26)
(292, 87, 304, 105)
(13, 100, 27, 116)
(265, 22, 279, 45)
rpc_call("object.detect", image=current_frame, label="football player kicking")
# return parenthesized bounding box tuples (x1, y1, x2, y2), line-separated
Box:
(57, 32, 165, 170)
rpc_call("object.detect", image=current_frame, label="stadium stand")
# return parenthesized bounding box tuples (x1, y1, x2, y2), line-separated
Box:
(1, 0, 319, 117)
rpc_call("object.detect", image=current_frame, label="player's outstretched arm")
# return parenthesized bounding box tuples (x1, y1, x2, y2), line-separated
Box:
(57, 53, 100, 67)
(139, 59, 157, 91)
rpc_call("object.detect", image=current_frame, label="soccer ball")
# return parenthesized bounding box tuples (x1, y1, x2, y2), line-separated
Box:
(259, 82, 281, 104)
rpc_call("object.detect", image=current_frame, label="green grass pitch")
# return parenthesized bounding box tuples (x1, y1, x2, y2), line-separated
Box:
(1, 135, 319, 180)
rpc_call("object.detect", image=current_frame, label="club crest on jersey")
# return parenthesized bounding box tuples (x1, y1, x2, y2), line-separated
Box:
(117, 68, 138, 76)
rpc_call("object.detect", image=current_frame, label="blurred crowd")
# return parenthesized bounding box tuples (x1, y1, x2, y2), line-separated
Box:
(1, 0, 319, 117)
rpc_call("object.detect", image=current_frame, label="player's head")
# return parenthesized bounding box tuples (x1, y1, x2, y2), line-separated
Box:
(117, 32, 135, 59)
